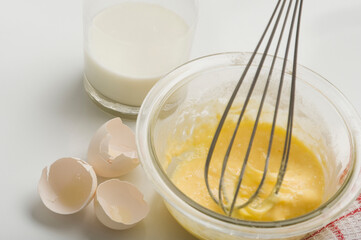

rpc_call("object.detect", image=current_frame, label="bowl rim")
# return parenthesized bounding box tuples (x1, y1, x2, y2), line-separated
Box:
(136, 51, 361, 237)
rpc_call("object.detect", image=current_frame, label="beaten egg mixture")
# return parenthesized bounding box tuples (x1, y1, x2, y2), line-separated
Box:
(167, 116, 325, 221)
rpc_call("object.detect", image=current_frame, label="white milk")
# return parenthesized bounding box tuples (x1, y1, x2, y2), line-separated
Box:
(84, 2, 192, 106)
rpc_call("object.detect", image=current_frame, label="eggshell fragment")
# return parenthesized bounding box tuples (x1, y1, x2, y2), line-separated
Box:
(38, 157, 97, 214)
(94, 179, 149, 230)
(87, 118, 139, 178)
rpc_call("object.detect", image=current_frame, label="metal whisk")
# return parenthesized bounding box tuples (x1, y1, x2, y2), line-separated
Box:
(204, 0, 304, 217)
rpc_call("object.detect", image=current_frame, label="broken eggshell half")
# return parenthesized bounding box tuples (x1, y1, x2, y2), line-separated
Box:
(38, 157, 97, 214)
(87, 118, 139, 178)
(94, 179, 149, 230)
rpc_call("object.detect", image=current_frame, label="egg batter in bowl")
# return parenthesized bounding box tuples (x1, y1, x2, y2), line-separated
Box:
(137, 52, 361, 240)
(167, 108, 325, 221)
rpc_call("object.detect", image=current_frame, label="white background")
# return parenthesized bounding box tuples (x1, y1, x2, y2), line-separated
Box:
(1, 0, 360, 239)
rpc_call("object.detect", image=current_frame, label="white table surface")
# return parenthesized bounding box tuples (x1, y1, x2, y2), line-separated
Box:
(1, 0, 360, 239)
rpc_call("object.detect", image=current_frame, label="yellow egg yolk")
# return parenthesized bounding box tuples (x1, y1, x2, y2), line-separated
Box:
(167, 118, 325, 221)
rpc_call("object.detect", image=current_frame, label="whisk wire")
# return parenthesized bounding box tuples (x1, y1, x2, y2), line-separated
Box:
(225, 0, 293, 216)
(204, 0, 304, 217)
(225, 0, 295, 215)
(274, 0, 303, 194)
(204, 0, 283, 206)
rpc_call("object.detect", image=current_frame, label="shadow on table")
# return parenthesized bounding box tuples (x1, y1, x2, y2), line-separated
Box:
(28, 191, 197, 239)
(29, 197, 87, 232)
(28, 195, 145, 239)
(53, 74, 112, 121)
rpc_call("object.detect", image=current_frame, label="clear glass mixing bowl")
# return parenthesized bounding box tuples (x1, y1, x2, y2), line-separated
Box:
(136, 52, 361, 240)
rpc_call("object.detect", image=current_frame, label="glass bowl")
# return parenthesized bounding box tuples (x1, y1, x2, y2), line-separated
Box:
(136, 52, 361, 240)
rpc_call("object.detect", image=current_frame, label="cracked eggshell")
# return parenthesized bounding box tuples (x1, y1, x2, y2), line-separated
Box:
(94, 179, 149, 230)
(38, 157, 97, 215)
(87, 118, 139, 178)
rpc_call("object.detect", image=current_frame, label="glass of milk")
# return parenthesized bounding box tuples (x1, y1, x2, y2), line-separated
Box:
(83, 0, 198, 117)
